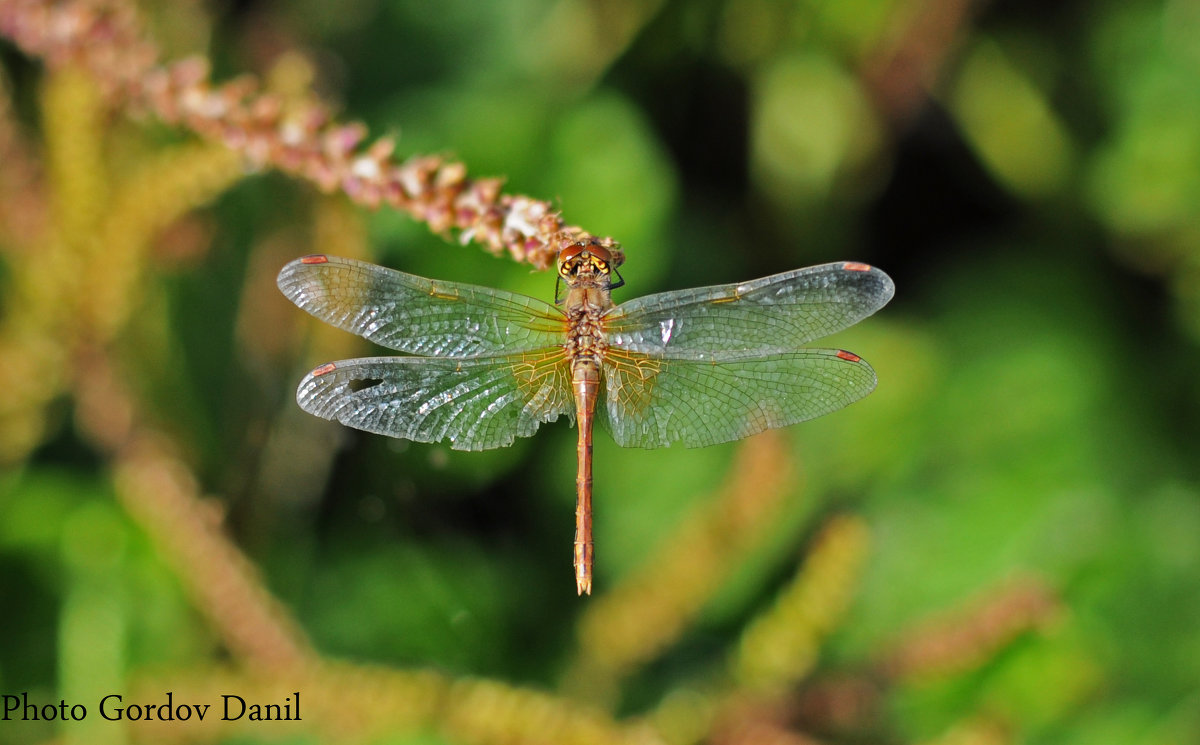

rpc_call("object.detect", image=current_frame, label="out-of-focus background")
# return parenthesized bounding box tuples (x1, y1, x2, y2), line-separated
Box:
(2, 0, 1199, 743)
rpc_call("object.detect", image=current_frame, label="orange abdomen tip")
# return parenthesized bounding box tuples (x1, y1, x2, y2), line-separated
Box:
(300, 254, 329, 264)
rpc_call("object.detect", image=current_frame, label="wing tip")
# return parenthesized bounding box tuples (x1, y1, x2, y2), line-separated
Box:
(277, 254, 331, 295)
(840, 261, 895, 299)
(831, 348, 879, 396)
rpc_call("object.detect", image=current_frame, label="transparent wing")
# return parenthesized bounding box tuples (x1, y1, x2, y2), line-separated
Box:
(297, 350, 573, 451)
(601, 347, 877, 448)
(278, 255, 566, 356)
(604, 262, 893, 354)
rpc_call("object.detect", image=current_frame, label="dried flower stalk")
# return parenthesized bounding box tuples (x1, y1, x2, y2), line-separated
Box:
(114, 433, 314, 673)
(130, 663, 665, 745)
(881, 576, 1060, 681)
(916, 717, 1012, 745)
(0, 0, 623, 271)
(733, 514, 870, 693)
(0, 65, 45, 245)
(0, 60, 243, 463)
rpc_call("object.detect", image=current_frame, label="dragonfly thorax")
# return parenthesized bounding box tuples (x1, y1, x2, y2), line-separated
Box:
(565, 302, 606, 359)
(558, 242, 615, 325)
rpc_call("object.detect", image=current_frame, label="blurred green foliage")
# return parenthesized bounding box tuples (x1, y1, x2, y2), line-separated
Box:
(2, 0, 1200, 744)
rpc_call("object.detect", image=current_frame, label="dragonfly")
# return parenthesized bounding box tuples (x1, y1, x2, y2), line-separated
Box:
(277, 244, 893, 594)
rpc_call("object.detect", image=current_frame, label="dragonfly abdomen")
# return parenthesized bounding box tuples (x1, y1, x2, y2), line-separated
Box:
(572, 359, 600, 595)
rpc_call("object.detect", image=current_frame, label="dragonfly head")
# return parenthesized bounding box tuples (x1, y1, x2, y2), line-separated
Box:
(558, 243, 612, 280)
(556, 242, 624, 291)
